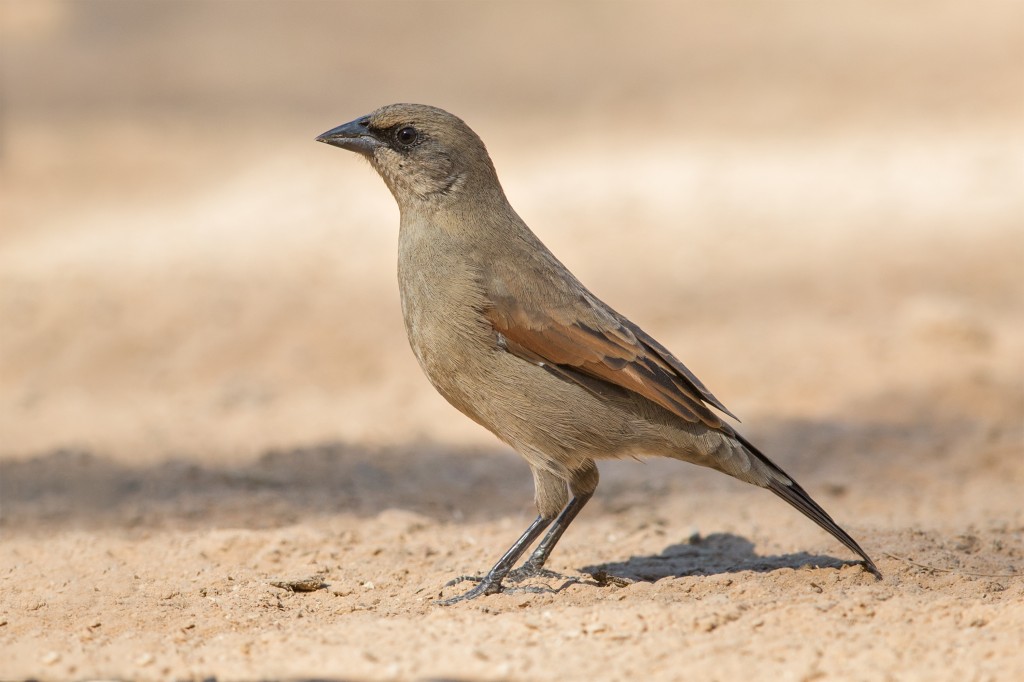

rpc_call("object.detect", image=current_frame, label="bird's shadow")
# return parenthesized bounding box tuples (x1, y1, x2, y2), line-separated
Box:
(582, 532, 857, 582)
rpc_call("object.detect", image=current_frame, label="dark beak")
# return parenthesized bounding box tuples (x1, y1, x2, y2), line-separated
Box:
(315, 117, 378, 156)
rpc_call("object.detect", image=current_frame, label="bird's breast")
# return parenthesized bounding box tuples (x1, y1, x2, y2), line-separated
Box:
(396, 221, 497, 417)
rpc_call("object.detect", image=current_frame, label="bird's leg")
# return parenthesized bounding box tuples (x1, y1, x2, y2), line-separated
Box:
(508, 460, 599, 582)
(436, 513, 553, 605)
(506, 492, 592, 582)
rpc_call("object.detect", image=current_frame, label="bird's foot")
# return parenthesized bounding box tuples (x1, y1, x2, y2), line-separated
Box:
(505, 561, 575, 585)
(435, 575, 505, 605)
(436, 567, 579, 605)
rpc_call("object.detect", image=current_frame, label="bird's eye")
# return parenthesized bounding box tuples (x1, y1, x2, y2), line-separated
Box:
(394, 126, 418, 147)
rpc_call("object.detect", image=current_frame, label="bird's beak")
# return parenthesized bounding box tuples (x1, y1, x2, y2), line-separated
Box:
(315, 117, 378, 156)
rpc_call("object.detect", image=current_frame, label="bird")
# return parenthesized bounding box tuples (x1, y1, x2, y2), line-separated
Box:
(316, 103, 881, 604)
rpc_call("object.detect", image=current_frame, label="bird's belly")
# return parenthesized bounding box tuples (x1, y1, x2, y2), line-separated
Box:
(409, 324, 669, 466)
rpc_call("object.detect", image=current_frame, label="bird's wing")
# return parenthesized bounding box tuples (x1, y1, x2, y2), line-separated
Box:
(484, 274, 737, 429)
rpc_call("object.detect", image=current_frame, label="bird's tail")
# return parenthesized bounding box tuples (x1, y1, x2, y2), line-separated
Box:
(735, 433, 882, 579)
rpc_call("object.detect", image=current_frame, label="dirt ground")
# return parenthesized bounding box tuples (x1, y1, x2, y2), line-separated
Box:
(1, 2, 1022, 681)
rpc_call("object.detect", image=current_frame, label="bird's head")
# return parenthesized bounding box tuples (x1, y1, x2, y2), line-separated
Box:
(316, 103, 503, 210)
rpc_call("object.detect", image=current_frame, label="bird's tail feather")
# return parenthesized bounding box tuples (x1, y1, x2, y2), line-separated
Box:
(735, 433, 882, 579)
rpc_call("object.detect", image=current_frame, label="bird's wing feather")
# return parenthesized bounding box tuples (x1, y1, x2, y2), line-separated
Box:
(485, 273, 736, 429)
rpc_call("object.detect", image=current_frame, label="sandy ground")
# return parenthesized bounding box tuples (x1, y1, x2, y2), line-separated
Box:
(1, 2, 1023, 681)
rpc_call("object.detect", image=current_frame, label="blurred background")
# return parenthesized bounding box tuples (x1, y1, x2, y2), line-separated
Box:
(1, 0, 1021, 463)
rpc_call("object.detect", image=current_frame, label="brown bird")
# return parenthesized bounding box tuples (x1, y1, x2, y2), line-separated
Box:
(316, 103, 880, 603)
